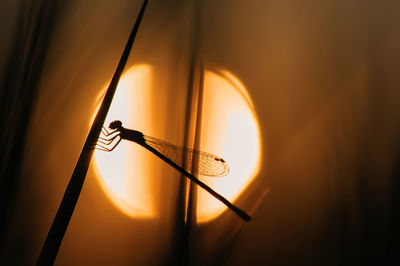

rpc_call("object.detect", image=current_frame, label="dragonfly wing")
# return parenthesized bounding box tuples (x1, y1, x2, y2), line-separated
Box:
(143, 136, 229, 177)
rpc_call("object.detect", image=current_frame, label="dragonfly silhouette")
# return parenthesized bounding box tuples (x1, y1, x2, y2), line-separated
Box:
(92, 120, 251, 221)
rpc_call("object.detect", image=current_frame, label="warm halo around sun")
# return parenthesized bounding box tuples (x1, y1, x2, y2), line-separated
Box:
(92, 64, 156, 218)
(91, 65, 261, 223)
(197, 69, 262, 223)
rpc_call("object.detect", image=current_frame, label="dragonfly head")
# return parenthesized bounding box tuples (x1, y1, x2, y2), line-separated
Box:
(109, 120, 123, 130)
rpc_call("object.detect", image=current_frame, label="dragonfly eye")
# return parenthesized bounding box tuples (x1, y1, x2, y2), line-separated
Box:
(109, 120, 122, 129)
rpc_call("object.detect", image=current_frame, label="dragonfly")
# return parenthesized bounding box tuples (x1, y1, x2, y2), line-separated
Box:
(91, 120, 251, 222)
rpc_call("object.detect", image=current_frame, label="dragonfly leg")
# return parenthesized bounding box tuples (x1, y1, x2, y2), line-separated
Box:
(99, 137, 122, 152)
(88, 135, 122, 152)
(102, 126, 119, 136)
(98, 133, 120, 145)
(99, 128, 120, 142)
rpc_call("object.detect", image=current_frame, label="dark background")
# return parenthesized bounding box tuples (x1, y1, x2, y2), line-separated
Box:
(1, 0, 400, 265)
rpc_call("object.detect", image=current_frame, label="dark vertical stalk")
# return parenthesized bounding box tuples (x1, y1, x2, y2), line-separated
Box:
(185, 63, 205, 265)
(36, 1, 148, 265)
(169, 1, 202, 265)
(183, 2, 202, 265)
(171, 41, 196, 266)
(188, 64, 205, 225)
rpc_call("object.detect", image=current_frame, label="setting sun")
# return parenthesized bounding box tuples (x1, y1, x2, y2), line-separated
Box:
(198, 69, 261, 222)
(93, 64, 156, 218)
(91, 66, 261, 223)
